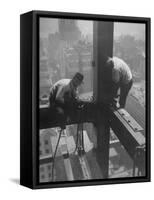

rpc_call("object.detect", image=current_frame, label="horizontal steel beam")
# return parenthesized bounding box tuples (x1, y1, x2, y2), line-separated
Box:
(109, 107, 145, 174)
(39, 104, 95, 129)
(40, 106, 145, 153)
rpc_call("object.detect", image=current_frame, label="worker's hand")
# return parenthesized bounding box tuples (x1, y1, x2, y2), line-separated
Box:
(111, 102, 120, 109)
(89, 95, 95, 102)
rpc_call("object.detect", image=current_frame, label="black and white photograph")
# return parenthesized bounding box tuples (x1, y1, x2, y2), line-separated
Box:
(38, 15, 149, 184)
(0, 0, 153, 197)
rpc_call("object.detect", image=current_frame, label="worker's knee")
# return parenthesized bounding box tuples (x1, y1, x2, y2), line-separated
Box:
(56, 107, 65, 115)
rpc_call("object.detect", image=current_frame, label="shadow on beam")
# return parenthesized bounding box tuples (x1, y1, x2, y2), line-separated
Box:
(39, 105, 96, 129)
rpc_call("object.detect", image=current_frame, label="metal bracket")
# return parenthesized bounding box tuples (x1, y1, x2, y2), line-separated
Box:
(117, 108, 143, 132)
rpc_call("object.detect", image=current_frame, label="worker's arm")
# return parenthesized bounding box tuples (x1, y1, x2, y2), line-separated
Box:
(106, 68, 121, 105)
(55, 85, 66, 104)
(64, 87, 87, 109)
(112, 68, 120, 83)
(102, 80, 120, 106)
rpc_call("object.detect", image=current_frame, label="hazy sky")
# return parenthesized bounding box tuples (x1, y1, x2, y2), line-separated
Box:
(40, 17, 145, 40)
(114, 22, 145, 40)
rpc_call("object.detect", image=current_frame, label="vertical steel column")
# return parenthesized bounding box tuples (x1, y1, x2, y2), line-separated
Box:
(93, 21, 114, 178)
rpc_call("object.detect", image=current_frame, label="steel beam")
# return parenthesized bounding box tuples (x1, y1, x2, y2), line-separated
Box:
(93, 21, 114, 178)
(109, 107, 145, 175)
(39, 105, 95, 130)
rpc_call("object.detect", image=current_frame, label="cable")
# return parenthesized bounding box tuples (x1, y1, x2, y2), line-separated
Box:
(74, 104, 82, 154)
(51, 128, 63, 181)
(74, 105, 85, 155)
(74, 123, 80, 154)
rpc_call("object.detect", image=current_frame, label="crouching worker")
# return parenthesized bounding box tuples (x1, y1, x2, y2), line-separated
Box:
(49, 72, 84, 124)
(105, 57, 133, 108)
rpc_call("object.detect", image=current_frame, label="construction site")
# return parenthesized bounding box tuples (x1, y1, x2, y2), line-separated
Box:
(39, 18, 146, 183)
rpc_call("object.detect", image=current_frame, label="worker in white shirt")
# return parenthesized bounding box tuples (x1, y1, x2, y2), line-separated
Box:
(105, 57, 133, 108)
(49, 72, 84, 120)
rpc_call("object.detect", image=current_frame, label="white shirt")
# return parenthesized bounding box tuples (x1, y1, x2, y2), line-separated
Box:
(50, 79, 77, 104)
(112, 57, 132, 84)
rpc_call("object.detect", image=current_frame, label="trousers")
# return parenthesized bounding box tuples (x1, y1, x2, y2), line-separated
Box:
(119, 79, 133, 108)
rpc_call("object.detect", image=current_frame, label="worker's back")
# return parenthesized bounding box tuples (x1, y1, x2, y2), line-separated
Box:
(49, 79, 71, 107)
(112, 57, 132, 84)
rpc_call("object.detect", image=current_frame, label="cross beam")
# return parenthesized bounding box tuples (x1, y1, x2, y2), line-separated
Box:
(109, 107, 145, 175)
(39, 104, 96, 129)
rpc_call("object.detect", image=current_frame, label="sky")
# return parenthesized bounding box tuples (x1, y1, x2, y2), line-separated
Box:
(40, 17, 145, 40)
(114, 22, 145, 40)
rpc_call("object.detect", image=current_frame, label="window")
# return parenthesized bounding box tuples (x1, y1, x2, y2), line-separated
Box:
(39, 18, 146, 182)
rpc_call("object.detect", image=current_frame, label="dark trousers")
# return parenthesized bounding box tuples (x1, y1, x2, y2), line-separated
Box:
(49, 101, 78, 124)
(119, 79, 133, 108)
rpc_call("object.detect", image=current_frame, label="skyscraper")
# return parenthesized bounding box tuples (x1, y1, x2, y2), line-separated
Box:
(58, 19, 81, 43)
